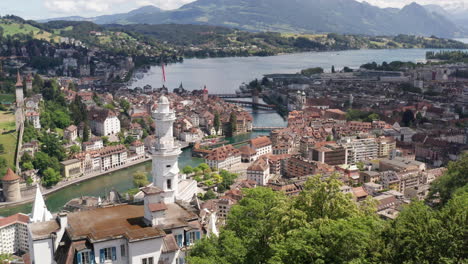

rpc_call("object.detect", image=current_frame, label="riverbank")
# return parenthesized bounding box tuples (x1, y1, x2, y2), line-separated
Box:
(0, 156, 152, 209)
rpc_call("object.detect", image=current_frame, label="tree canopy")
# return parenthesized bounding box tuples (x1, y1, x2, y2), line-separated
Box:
(189, 171, 467, 264)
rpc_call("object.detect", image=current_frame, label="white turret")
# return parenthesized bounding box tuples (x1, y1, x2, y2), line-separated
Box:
(30, 185, 53, 223)
(151, 95, 181, 203)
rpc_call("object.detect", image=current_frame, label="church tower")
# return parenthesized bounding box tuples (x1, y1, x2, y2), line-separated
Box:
(151, 95, 181, 203)
(203, 85, 208, 101)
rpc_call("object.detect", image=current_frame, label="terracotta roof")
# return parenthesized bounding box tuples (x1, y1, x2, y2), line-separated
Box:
(250, 136, 272, 149)
(0, 213, 29, 228)
(239, 145, 256, 156)
(205, 145, 240, 161)
(2, 168, 20, 182)
(248, 158, 269, 172)
(131, 140, 144, 146)
(148, 202, 168, 212)
(352, 187, 369, 198)
(65, 125, 77, 132)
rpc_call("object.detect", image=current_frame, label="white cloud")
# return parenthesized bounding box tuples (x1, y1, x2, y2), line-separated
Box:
(44, 0, 129, 13)
(136, 0, 196, 10)
(44, 0, 196, 14)
(356, 0, 467, 10)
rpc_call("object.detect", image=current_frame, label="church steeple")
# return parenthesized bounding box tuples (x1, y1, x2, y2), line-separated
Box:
(30, 185, 53, 223)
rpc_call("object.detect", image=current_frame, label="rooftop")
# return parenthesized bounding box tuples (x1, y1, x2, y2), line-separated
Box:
(29, 219, 61, 240)
(67, 204, 165, 242)
(2, 168, 20, 182)
(0, 213, 29, 228)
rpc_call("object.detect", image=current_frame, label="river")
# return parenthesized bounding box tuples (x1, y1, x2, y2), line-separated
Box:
(0, 47, 462, 216)
(130, 48, 454, 93)
(0, 101, 280, 216)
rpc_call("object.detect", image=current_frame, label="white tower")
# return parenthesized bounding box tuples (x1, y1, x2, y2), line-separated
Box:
(151, 95, 181, 203)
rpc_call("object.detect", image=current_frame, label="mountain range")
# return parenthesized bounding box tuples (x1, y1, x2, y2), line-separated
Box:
(40, 0, 467, 37)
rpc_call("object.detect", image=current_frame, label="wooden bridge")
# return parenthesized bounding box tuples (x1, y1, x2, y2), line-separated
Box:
(223, 99, 276, 110)
(209, 93, 251, 98)
(252, 126, 286, 131)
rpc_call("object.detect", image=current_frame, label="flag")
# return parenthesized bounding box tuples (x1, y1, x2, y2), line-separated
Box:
(162, 64, 166, 83)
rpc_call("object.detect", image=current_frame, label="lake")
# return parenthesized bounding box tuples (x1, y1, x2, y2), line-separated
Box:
(130, 48, 453, 94)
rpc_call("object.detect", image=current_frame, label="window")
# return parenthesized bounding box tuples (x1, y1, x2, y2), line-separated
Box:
(186, 231, 201, 246)
(167, 179, 172, 190)
(142, 257, 154, 264)
(77, 251, 93, 264)
(166, 164, 171, 168)
(99, 247, 116, 262)
(120, 244, 126, 257)
(176, 234, 184, 248)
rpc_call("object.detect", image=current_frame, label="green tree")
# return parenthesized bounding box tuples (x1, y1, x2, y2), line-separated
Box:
(202, 189, 217, 200)
(295, 175, 359, 221)
(82, 122, 90, 142)
(120, 99, 130, 114)
(182, 166, 193, 175)
(33, 152, 61, 174)
(0, 157, 8, 177)
(69, 145, 81, 157)
(214, 111, 221, 133)
(368, 113, 380, 121)
(229, 112, 237, 136)
(21, 161, 34, 171)
(133, 171, 149, 188)
(225, 188, 287, 264)
(51, 110, 71, 128)
(428, 154, 468, 205)
(40, 133, 67, 161)
(42, 168, 61, 187)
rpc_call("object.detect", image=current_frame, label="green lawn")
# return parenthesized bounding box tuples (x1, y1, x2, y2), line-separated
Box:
(0, 94, 15, 104)
(0, 111, 17, 168)
(0, 22, 59, 42)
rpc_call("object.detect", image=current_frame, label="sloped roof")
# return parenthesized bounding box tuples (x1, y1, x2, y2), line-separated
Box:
(0, 213, 29, 228)
(2, 168, 20, 182)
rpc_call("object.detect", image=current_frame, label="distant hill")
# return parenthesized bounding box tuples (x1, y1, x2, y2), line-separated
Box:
(39, 0, 466, 37)
(423, 4, 468, 32)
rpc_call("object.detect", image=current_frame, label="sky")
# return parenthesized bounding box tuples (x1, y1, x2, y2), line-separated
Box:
(0, 0, 467, 20)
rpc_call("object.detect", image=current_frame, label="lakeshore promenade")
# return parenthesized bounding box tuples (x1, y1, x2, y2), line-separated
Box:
(0, 156, 152, 209)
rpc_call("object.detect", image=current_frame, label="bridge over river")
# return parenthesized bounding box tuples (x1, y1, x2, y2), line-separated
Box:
(223, 99, 276, 110)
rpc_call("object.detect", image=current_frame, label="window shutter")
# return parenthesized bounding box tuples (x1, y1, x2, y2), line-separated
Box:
(90, 251, 96, 264)
(77, 252, 82, 264)
(112, 247, 117, 260)
(185, 232, 190, 246)
(99, 249, 104, 263)
(195, 231, 201, 241)
(177, 234, 183, 248)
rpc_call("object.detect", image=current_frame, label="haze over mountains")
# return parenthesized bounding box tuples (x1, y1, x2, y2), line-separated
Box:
(40, 0, 467, 37)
